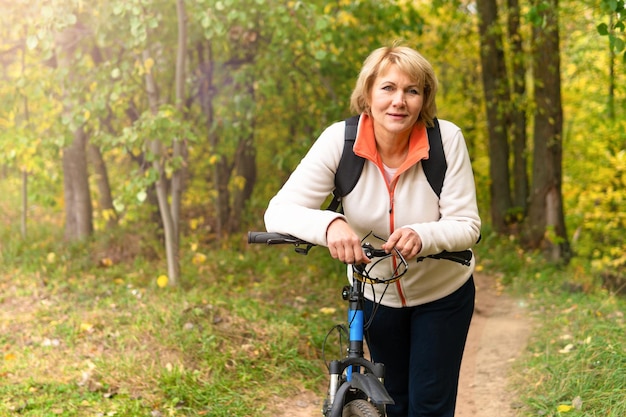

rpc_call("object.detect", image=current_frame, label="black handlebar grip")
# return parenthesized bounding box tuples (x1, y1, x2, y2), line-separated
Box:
(247, 232, 309, 245)
(248, 231, 284, 244)
(417, 249, 473, 266)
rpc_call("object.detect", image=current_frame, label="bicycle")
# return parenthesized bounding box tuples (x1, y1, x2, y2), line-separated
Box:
(248, 231, 472, 417)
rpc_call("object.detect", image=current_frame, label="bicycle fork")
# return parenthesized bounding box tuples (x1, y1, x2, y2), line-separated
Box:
(323, 280, 394, 417)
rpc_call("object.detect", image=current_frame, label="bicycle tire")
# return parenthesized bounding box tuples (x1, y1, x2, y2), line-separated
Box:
(342, 399, 381, 417)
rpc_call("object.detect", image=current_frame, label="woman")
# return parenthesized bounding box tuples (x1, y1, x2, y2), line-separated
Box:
(264, 44, 481, 417)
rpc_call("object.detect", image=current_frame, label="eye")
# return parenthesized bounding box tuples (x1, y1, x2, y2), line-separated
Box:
(382, 85, 394, 91)
(408, 88, 420, 95)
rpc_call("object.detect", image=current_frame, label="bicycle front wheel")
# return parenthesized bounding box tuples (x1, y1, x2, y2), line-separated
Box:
(342, 399, 381, 417)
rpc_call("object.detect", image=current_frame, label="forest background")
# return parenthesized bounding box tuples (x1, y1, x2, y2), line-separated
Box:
(0, 0, 625, 416)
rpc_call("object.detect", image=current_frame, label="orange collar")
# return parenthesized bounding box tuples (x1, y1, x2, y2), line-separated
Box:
(353, 113, 430, 174)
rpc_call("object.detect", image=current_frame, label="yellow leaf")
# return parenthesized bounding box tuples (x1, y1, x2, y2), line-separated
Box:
(232, 175, 246, 191)
(114, 278, 124, 285)
(102, 209, 116, 221)
(144, 57, 155, 74)
(80, 322, 94, 333)
(336, 10, 357, 26)
(319, 307, 336, 315)
(557, 404, 573, 412)
(47, 252, 56, 263)
(4, 353, 16, 361)
(157, 275, 168, 288)
(192, 253, 206, 265)
(84, 110, 91, 121)
(190, 242, 198, 252)
(100, 257, 113, 267)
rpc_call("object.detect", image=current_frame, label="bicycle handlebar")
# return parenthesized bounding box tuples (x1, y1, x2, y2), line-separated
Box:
(248, 231, 473, 267)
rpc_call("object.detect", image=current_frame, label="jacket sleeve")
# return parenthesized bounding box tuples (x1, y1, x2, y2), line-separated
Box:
(264, 121, 347, 246)
(409, 120, 482, 255)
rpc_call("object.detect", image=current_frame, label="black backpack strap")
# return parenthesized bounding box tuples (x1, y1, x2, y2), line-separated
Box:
(326, 115, 364, 212)
(422, 118, 446, 198)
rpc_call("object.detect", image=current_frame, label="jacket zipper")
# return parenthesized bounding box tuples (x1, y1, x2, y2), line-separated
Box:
(388, 181, 408, 307)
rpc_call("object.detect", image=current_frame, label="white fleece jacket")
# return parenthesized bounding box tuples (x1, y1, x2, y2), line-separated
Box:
(264, 115, 481, 307)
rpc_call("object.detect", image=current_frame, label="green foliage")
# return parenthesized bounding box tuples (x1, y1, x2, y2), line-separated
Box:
(559, 4, 626, 286)
(0, 0, 623, 284)
(598, 0, 626, 62)
(564, 118, 626, 284)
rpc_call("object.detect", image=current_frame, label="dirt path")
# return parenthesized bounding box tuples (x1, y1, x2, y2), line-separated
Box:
(456, 273, 531, 417)
(269, 273, 532, 417)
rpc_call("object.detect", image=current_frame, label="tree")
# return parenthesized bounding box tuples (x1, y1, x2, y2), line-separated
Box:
(56, 25, 94, 240)
(476, 0, 513, 233)
(140, 0, 189, 285)
(507, 0, 529, 212)
(522, 0, 571, 262)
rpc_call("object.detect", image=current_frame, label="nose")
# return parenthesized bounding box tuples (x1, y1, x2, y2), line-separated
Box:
(392, 90, 406, 107)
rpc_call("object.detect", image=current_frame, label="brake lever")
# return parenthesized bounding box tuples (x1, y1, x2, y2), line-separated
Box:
(362, 243, 388, 260)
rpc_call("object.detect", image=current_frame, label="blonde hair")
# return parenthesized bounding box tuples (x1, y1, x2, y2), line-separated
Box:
(349, 44, 438, 127)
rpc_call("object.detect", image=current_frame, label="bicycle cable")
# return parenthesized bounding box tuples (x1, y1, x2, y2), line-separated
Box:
(321, 324, 349, 371)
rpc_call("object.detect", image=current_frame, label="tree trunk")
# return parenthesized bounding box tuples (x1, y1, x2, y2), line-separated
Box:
(139, 0, 188, 285)
(607, 14, 616, 120)
(507, 0, 529, 213)
(230, 134, 256, 232)
(21, 169, 27, 238)
(87, 144, 117, 228)
(20, 44, 29, 239)
(170, 0, 188, 245)
(56, 27, 93, 241)
(196, 41, 230, 239)
(62, 127, 94, 240)
(523, 0, 571, 263)
(476, 0, 512, 233)
(143, 48, 180, 285)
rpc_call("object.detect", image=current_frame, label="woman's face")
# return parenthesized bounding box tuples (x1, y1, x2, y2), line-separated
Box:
(368, 64, 423, 140)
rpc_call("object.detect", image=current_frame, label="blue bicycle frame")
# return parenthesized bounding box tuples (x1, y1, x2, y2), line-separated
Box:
(326, 278, 394, 417)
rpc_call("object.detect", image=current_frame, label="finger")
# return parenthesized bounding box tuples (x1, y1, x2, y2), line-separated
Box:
(382, 234, 400, 253)
(354, 246, 370, 264)
(383, 229, 408, 252)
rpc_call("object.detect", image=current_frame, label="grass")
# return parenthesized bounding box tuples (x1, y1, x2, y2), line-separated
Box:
(1, 177, 625, 416)
(512, 287, 626, 416)
(0, 233, 344, 416)
(0, 178, 346, 416)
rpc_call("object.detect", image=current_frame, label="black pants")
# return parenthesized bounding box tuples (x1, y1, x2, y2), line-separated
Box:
(364, 277, 475, 417)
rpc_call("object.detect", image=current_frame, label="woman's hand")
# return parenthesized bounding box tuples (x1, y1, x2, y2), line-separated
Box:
(383, 227, 422, 260)
(326, 218, 370, 265)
